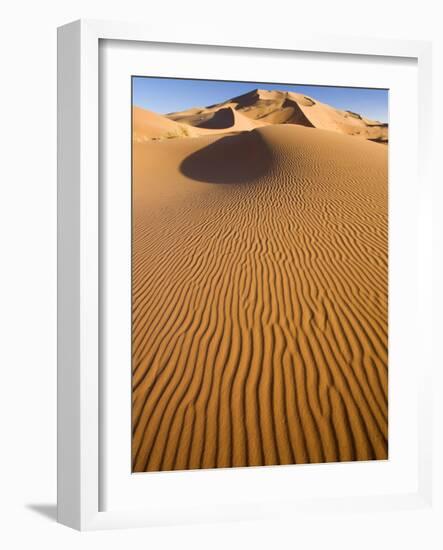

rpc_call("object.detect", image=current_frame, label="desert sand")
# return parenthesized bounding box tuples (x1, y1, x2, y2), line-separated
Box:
(132, 90, 388, 472)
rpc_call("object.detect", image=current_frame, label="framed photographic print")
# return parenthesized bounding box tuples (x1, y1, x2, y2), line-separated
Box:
(130, 76, 389, 472)
(57, 19, 435, 531)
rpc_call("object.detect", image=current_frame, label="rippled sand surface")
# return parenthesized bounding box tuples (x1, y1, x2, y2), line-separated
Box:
(132, 124, 388, 472)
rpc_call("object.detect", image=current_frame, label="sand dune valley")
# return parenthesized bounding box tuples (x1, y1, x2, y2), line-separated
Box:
(132, 88, 388, 472)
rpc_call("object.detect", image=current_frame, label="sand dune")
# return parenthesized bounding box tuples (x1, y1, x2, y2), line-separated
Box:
(132, 124, 388, 472)
(191, 105, 267, 132)
(133, 105, 263, 141)
(163, 88, 388, 142)
(134, 88, 388, 143)
(132, 106, 192, 142)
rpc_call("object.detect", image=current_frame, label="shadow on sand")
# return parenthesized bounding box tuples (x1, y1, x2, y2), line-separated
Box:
(180, 130, 272, 184)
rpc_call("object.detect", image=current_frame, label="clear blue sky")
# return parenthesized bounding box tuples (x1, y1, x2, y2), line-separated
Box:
(132, 76, 388, 123)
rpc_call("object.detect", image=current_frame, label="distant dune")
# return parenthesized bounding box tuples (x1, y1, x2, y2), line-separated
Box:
(132, 123, 388, 472)
(134, 88, 388, 142)
(132, 106, 188, 141)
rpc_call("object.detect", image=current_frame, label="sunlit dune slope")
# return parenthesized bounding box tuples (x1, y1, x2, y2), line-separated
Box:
(132, 106, 192, 141)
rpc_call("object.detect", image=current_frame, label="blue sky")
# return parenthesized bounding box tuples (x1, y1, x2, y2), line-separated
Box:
(132, 76, 389, 123)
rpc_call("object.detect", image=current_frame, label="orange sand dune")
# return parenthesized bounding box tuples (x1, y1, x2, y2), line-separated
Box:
(164, 88, 388, 143)
(134, 88, 388, 143)
(132, 124, 388, 472)
(132, 106, 191, 142)
(167, 104, 267, 131)
(189, 105, 267, 131)
(133, 104, 267, 141)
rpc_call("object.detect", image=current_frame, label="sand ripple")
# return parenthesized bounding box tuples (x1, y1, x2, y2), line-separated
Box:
(132, 125, 388, 472)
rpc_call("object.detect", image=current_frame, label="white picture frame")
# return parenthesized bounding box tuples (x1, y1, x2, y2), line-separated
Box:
(57, 19, 435, 531)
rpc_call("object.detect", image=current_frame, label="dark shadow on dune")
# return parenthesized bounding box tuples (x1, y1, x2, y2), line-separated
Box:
(196, 107, 235, 129)
(281, 99, 314, 126)
(180, 130, 272, 184)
